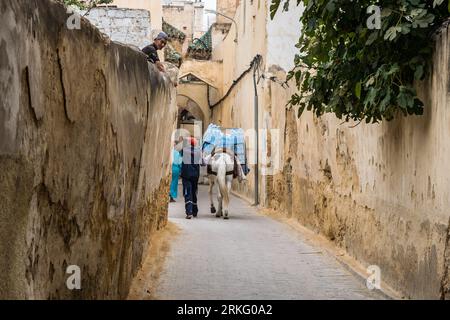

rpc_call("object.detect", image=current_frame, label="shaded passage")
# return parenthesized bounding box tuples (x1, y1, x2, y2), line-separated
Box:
(153, 185, 385, 300)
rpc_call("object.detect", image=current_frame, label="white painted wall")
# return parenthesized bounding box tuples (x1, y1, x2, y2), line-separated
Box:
(266, 1, 304, 72)
(83, 8, 152, 49)
(112, 0, 162, 30)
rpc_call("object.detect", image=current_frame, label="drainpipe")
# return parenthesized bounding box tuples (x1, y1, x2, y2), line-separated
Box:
(253, 57, 259, 206)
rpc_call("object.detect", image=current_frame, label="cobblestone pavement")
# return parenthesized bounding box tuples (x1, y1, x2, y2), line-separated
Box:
(154, 185, 385, 300)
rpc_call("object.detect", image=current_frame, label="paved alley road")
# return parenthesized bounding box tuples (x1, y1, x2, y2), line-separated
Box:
(154, 185, 385, 300)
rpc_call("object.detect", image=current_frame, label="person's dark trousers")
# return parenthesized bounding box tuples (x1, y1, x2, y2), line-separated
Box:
(182, 177, 199, 216)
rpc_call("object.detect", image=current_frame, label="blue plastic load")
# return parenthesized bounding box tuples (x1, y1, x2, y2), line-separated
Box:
(202, 124, 250, 175)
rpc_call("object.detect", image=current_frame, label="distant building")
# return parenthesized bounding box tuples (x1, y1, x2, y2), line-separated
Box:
(81, 0, 163, 51)
(163, 0, 206, 55)
(112, 0, 163, 31)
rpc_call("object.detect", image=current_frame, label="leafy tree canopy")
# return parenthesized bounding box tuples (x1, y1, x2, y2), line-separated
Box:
(271, 0, 450, 123)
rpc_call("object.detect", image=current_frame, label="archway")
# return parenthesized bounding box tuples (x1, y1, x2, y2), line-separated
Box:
(177, 94, 206, 141)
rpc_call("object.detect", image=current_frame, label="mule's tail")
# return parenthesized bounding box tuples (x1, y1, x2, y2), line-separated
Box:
(217, 162, 229, 205)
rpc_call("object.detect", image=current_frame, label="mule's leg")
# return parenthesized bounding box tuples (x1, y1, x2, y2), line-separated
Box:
(209, 177, 216, 213)
(223, 177, 232, 219)
(234, 156, 247, 183)
(216, 183, 223, 218)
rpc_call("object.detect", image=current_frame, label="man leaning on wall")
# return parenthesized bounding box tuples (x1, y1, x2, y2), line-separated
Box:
(142, 31, 168, 73)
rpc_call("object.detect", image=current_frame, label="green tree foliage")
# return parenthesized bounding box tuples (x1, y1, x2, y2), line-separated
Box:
(271, 0, 450, 123)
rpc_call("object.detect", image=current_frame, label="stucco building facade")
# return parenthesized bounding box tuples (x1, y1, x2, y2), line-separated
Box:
(163, 1, 205, 42)
(198, 0, 450, 299)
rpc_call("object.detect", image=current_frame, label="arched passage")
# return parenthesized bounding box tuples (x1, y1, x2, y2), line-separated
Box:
(177, 84, 211, 123)
(177, 95, 205, 123)
(177, 94, 207, 139)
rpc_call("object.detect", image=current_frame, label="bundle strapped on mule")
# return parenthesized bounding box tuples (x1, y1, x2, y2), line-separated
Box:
(202, 124, 250, 177)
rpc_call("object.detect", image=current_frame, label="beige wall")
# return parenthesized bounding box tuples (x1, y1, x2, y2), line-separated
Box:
(210, 0, 450, 299)
(0, 0, 177, 299)
(216, 0, 239, 25)
(163, 2, 204, 41)
(263, 25, 450, 298)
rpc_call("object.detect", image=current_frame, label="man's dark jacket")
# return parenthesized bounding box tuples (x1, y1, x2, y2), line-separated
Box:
(181, 145, 201, 179)
(142, 44, 160, 63)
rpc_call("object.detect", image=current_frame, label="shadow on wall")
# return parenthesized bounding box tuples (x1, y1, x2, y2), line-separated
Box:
(264, 24, 450, 299)
(0, 0, 177, 299)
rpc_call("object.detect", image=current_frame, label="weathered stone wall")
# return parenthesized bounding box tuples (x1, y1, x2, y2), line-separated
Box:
(112, 0, 163, 31)
(210, 0, 450, 299)
(264, 24, 450, 299)
(82, 7, 152, 49)
(0, 0, 177, 299)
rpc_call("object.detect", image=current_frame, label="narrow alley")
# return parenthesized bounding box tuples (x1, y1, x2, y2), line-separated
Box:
(131, 185, 385, 300)
(1, 0, 450, 303)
